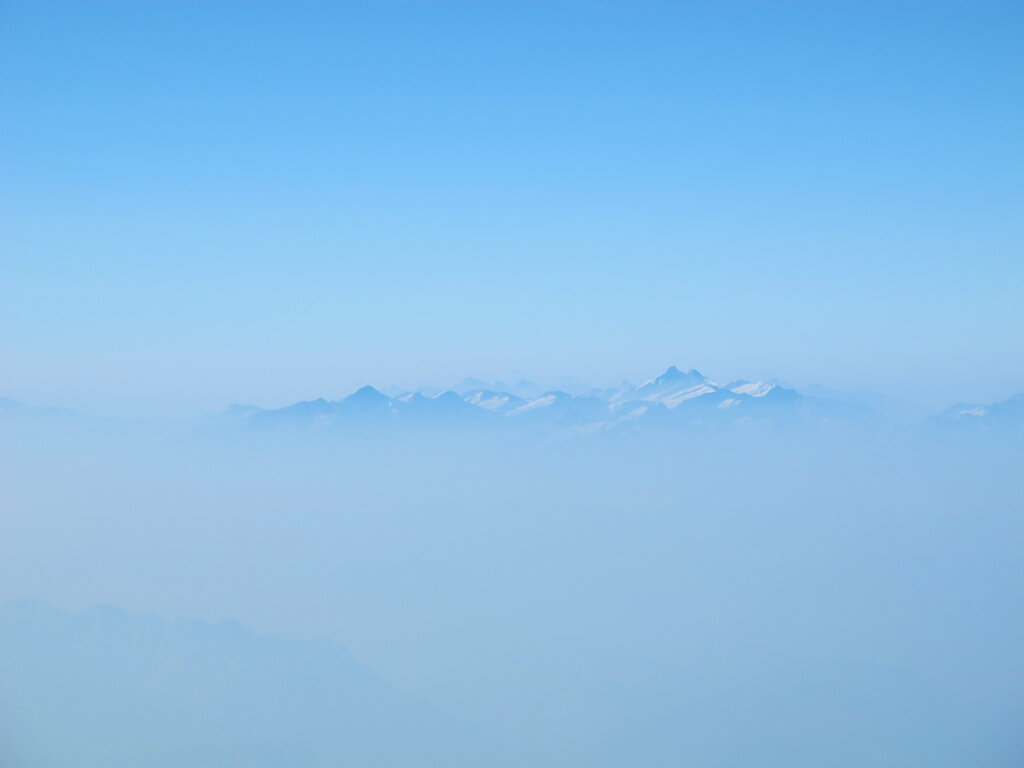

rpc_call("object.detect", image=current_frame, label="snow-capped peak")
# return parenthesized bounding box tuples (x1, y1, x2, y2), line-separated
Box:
(729, 381, 776, 398)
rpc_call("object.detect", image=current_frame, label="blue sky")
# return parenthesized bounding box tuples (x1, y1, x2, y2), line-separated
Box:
(2, 0, 1022, 415)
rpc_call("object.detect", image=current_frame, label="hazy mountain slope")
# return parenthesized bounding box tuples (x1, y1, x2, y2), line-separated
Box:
(799, 383, 931, 425)
(929, 392, 1024, 434)
(0, 601, 499, 768)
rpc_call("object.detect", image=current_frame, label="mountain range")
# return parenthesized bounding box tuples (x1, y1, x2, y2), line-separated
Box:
(210, 365, 1019, 436)
(3, 366, 1022, 438)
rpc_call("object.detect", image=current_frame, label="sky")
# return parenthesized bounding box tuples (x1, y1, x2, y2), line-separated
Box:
(1, 0, 1022, 416)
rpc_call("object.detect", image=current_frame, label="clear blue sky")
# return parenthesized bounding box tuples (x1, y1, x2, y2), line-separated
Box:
(2, 0, 1021, 415)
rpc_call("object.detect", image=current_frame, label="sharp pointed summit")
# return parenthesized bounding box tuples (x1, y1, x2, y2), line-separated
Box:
(346, 385, 388, 403)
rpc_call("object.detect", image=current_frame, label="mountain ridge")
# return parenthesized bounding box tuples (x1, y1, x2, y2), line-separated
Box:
(5, 367, 1023, 437)
(206, 366, 946, 436)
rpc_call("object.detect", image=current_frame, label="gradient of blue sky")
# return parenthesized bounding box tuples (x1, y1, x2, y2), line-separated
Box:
(2, 0, 1022, 415)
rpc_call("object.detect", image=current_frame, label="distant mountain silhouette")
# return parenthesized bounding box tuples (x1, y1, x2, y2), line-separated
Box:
(928, 392, 1024, 434)
(0, 600, 501, 768)
(224, 366, 900, 436)
(7, 366, 1020, 439)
